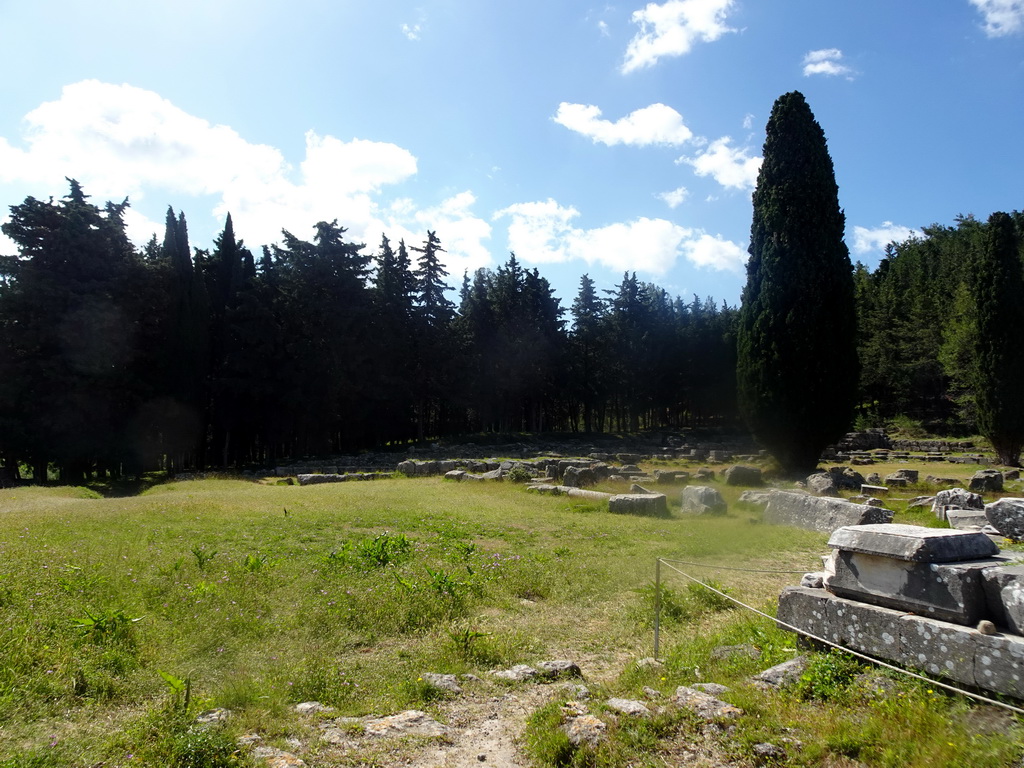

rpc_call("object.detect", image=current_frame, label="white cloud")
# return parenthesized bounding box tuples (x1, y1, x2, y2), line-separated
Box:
(802, 48, 856, 78)
(681, 233, 747, 272)
(622, 0, 737, 74)
(658, 186, 690, 208)
(742, 113, 754, 130)
(553, 103, 695, 147)
(0, 80, 493, 274)
(401, 23, 422, 40)
(679, 137, 761, 191)
(598, 20, 610, 36)
(852, 221, 921, 254)
(970, 0, 1024, 36)
(494, 197, 744, 274)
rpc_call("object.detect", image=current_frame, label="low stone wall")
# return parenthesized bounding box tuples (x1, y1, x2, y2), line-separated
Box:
(778, 586, 1024, 699)
(763, 491, 893, 534)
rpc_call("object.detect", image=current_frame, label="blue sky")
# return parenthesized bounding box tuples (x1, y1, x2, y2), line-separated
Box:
(1, 0, 1022, 307)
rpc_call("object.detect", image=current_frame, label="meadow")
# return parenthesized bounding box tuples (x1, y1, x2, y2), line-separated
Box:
(0, 463, 1021, 767)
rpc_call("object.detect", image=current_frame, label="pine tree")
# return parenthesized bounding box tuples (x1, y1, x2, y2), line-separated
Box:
(972, 212, 1024, 465)
(737, 91, 858, 474)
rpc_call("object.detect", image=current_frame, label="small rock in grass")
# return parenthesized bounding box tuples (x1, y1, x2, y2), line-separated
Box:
(691, 682, 729, 696)
(422, 673, 462, 694)
(671, 685, 742, 720)
(563, 714, 607, 746)
(606, 697, 650, 716)
(538, 660, 582, 679)
(751, 656, 808, 690)
(490, 664, 538, 681)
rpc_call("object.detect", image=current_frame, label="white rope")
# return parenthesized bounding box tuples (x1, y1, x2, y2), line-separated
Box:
(658, 557, 809, 575)
(657, 558, 1024, 716)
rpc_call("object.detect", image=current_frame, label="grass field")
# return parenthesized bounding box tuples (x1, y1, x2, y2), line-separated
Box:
(0, 463, 1021, 767)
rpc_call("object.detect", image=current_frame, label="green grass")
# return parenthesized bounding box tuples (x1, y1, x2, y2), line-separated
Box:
(0, 472, 1021, 766)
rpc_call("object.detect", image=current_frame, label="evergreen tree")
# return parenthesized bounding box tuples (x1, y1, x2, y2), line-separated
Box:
(972, 212, 1024, 465)
(410, 231, 455, 439)
(737, 91, 858, 474)
(569, 274, 606, 432)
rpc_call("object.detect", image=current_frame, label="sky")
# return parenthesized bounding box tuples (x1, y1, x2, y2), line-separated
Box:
(1, 0, 1022, 309)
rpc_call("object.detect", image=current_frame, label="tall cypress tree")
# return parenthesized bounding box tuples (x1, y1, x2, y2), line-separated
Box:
(737, 91, 858, 474)
(972, 212, 1024, 466)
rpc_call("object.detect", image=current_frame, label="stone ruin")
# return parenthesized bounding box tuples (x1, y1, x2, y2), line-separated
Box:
(778, 523, 1024, 699)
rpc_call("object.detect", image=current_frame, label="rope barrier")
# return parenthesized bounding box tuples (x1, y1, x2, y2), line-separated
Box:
(655, 557, 1024, 716)
(657, 557, 809, 575)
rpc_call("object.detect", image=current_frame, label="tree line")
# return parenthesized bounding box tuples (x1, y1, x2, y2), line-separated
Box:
(2, 98, 1022, 482)
(0, 182, 737, 482)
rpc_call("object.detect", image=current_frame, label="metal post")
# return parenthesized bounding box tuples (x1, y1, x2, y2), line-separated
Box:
(654, 558, 661, 659)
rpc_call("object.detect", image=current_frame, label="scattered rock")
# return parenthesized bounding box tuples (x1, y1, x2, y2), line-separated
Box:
(985, 497, 1024, 540)
(363, 710, 448, 738)
(723, 465, 762, 486)
(671, 685, 743, 720)
(977, 619, 997, 635)
(970, 469, 1004, 493)
(806, 472, 838, 497)
(634, 657, 664, 670)
(642, 686, 662, 699)
(605, 697, 650, 716)
(609, 493, 668, 516)
(250, 746, 307, 768)
(751, 657, 808, 690)
(559, 683, 591, 700)
(932, 488, 984, 518)
(801, 572, 825, 588)
(906, 495, 935, 509)
(752, 742, 786, 762)
(490, 664, 539, 681)
(680, 485, 727, 515)
(563, 714, 607, 747)
(422, 672, 463, 694)
(691, 682, 729, 696)
(538, 660, 582, 679)
(196, 708, 231, 723)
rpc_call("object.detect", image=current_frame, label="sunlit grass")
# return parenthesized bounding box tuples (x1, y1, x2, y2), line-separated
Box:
(1, 472, 1020, 766)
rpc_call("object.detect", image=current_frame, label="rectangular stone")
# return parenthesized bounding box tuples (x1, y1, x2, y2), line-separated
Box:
(899, 614, 976, 685)
(827, 523, 999, 563)
(973, 632, 1024, 698)
(945, 508, 989, 530)
(981, 564, 1024, 631)
(827, 551, 1008, 625)
(776, 586, 837, 644)
(826, 593, 906, 658)
(764, 491, 893, 534)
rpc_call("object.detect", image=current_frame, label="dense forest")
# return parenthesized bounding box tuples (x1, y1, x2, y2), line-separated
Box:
(0, 181, 1021, 482)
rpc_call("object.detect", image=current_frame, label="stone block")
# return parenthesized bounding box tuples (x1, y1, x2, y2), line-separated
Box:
(970, 469, 1004, 493)
(981, 564, 1024, 630)
(985, 497, 1024, 540)
(763, 491, 892, 534)
(680, 485, 726, 515)
(826, 550, 1008, 625)
(609, 493, 668, 516)
(827, 593, 907, 658)
(775, 586, 836, 643)
(973, 633, 1024, 698)
(827, 524, 999, 563)
(945, 508, 989, 530)
(722, 465, 762, 486)
(898, 614, 976, 684)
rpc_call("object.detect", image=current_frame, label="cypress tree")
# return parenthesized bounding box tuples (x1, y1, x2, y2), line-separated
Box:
(972, 212, 1024, 466)
(737, 91, 858, 474)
